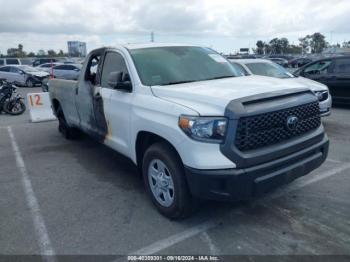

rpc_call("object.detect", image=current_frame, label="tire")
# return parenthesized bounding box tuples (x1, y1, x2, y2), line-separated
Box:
(57, 106, 80, 140)
(142, 142, 193, 219)
(4, 100, 26, 115)
(26, 78, 34, 88)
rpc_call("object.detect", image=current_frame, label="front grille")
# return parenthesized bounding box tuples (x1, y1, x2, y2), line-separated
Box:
(235, 101, 321, 151)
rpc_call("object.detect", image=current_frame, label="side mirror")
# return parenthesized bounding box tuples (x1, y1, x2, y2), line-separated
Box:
(108, 71, 132, 92)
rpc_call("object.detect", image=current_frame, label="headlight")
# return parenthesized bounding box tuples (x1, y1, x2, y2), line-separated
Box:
(179, 115, 227, 143)
(314, 90, 329, 102)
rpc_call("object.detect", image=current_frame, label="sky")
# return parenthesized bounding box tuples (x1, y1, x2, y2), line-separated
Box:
(0, 0, 350, 55)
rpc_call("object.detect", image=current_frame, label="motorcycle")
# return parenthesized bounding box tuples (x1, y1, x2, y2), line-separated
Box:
(0, 79, 26, 115)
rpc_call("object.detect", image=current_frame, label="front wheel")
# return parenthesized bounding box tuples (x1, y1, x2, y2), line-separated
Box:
(4, 100, 26, 115)
(142, 142, 193, 219)
(26, 78, 35, 88)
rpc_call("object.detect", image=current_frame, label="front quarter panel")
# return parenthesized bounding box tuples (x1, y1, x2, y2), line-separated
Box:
(130, 86, 236, 169)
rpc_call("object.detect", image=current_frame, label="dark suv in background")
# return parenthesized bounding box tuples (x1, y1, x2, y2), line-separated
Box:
(32, 58, 59, 67)
(294, 56, 350, 105)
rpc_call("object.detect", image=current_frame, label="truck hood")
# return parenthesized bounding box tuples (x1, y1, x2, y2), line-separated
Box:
(151, 75, 311, 115)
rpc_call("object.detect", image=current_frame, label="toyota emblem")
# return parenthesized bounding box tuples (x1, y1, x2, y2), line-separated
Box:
(286, 116, 299, 131)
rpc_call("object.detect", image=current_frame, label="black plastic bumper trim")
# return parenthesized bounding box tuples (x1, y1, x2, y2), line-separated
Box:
(185, 135, 329, 201)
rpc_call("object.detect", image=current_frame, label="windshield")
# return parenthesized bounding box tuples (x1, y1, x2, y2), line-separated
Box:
(245, 62, 294, 79)
(17, 65, 41, 73)
(129, 46, 239, 86)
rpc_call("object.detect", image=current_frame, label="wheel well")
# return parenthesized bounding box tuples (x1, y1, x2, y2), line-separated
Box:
(135, 131, 181, 171)
(51, 99, 60, 115)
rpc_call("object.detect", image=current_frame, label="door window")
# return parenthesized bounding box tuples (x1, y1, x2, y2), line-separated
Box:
(54, 65, 76, 70)
(41, 64, 52, 68)
(333, 59, 350, 74)
(0, 59, 4, 66)
(0, 66, 10, 72)
(6, 59, 20, 65)
(85, 54, 101, 85)
(304, 60, 332, 75)
(10, 67, 20, 73)
(101, 52, 129, 87)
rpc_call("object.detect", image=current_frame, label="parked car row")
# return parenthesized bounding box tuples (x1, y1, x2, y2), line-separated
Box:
(230, 55, 350, 107)
(0, 62, 82, 86)
(229, 58, 332, 116)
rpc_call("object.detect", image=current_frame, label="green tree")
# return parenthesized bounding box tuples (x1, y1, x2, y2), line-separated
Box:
(342, 41, 350, 48)
(37, 49, 46, 56)
(256, 40, 265, 54)
(269, 38, 289, 54)
(299, 36, 311, 54)
(279, 38, 289, 53)
(310, 32, 327, 53)
(18, 44, 26, 57)
(47, 49, 57, 56)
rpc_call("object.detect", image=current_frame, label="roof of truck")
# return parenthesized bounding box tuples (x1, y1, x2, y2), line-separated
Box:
(123, 43, 198, 50)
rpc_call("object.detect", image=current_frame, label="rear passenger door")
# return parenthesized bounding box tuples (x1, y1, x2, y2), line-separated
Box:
(329, 58, 350, 102)
(9, 67, 25, 85)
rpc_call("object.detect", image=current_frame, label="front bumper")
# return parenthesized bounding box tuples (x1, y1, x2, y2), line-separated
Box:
(185, 135, 329, 201)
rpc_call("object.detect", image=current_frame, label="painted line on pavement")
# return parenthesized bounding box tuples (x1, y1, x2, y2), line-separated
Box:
(267, 162, 350, 200)
(7, 126, 56, 262)
(129, 220, 219, 255)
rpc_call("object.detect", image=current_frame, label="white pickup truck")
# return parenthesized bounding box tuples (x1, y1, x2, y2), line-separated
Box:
(49, 43, 329, 219)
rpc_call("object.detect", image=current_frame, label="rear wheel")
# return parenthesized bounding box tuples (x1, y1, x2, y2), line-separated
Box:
(4, 100, 26, 115)
(57, 106, 79, 139)
(142, 142, 193, 219)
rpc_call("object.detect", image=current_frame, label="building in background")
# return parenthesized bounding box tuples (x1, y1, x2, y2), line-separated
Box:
(67, 41, 87, 57)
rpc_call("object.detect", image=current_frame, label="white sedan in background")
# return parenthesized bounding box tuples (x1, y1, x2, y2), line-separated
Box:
(229, 59, 332, 117)
(0, 65, 49, 87)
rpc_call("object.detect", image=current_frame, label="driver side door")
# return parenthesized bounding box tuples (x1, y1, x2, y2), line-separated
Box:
(98, 51, 133, 156)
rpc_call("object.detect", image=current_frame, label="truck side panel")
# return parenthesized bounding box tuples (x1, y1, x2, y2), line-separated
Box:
(49, 79, 80, 126)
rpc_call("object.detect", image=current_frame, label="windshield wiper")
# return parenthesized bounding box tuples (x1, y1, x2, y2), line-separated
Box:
(204, 75, 236, 81)
(161, 80, 197, 86)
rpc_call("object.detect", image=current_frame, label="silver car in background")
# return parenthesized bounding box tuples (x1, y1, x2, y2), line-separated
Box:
(0, 65, 49, 87)
(229, 59, 332, 117)
(51, 64, 82, 80)
(36, 62, 63, 73)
